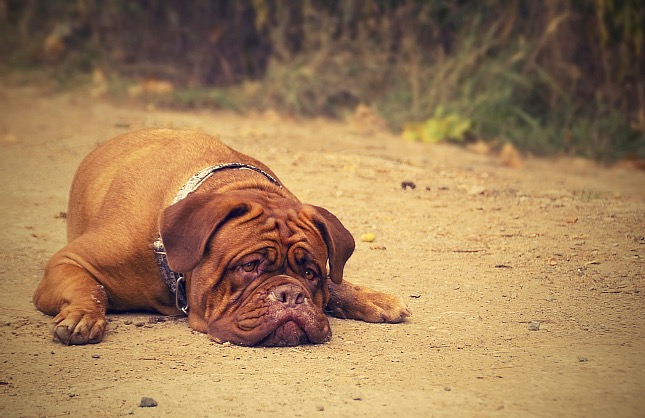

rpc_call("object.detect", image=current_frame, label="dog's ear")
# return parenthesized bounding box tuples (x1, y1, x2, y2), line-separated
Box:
(160, 193, 253, 273)
(303, 205, 355, 284)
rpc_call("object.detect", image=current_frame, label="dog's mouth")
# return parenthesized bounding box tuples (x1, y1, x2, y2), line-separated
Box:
(258, 320, 310, 347)
(206, 280, 331, 347)
(238, 303, 331, 347)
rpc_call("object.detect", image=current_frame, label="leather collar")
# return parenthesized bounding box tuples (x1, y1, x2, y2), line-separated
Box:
(153, 163, 282, 315)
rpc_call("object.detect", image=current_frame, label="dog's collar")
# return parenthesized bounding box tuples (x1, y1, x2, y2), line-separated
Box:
(153, 163, 283, 315)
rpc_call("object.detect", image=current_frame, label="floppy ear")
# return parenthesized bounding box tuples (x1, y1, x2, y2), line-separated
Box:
(159, 193, 252, 273)
(303, 205, 355, 284)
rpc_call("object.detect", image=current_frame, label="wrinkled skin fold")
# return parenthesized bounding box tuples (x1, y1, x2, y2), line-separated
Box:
(160, 190, 349, 347)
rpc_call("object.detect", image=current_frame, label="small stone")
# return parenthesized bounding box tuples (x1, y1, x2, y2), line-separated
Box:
(467, 185, 486, 196)
(444, 386, 452, 391)
(577, 356, 589, 362)
(139, 397, 158, 408)
(528, 321, 540, 331)
(91, 354, 100, 359)
(316, 405, 325, 411)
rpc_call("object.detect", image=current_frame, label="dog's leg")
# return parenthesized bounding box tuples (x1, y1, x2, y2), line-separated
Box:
(326, 280, 411, 323)
(33, 248, 108, 345)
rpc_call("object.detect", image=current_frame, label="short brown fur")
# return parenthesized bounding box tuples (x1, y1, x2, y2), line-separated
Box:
(33, 129, 410, 346)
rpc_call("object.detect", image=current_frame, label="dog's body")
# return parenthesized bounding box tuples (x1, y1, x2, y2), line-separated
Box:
(33, 129, 410, 346)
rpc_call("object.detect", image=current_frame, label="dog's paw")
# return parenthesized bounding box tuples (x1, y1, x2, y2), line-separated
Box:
(351, 291, 412, 323)
(327, 283, 412, 323)
(52, 306, 107, 345)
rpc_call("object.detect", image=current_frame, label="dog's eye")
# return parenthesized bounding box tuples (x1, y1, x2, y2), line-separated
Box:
(304, 268, 317, 280)
(241, 261, 259, 272)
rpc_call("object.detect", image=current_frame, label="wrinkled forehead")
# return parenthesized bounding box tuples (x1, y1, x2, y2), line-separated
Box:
(264, 200, 326, 253)
(214, 197, 328, 258)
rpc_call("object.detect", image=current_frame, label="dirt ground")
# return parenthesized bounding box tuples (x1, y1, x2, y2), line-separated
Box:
(0, 82, 643, 418)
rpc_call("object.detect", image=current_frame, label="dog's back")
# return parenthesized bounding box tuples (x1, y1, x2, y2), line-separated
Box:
(66, 129, 252, 241)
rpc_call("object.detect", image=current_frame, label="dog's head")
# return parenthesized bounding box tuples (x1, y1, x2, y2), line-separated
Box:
(159, 190, 355, 346)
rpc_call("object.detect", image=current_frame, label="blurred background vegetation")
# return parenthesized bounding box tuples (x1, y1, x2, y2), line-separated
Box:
(1, 0, 643, 160)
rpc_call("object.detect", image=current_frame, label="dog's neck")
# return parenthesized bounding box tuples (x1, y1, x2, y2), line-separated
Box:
(171, 162, 282, 204)
(153, 163, 283, 315)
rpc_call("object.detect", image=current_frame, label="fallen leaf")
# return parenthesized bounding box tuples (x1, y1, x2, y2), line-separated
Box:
(360, 233, 376, 242)
(466, 140, 491, 155)
(499, 142, 522, 168)
(1, 132, 19, 144)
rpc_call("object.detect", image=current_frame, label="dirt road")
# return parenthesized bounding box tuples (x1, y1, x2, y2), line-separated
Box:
(1, 84, 644, 417)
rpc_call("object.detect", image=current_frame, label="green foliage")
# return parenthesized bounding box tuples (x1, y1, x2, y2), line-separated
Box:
(170, 88, 243, 112)
(1, 0, 643, 160)
(402, 107, 472, 143)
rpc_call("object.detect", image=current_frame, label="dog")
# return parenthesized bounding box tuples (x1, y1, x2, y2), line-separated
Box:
(33, 129, 410, 346)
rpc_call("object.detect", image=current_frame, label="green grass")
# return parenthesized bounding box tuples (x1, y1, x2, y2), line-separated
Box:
(2, 1, 642, 162)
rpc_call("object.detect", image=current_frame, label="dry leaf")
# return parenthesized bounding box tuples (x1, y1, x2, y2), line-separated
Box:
(466, 140, 491, 155)
(499, 142, 522, 168)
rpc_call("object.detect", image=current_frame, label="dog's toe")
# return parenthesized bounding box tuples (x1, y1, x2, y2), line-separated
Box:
(52, 307, 107, 345)
(380, 304, 412, 323)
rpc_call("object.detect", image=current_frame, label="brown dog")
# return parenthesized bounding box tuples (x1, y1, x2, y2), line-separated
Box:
(33, 129, 410, 346)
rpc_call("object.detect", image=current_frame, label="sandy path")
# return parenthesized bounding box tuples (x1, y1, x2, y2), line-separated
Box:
(1, 84, 644, 417)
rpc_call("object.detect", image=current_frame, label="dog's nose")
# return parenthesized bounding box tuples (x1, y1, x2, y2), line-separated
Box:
(271, 284, 305, 307)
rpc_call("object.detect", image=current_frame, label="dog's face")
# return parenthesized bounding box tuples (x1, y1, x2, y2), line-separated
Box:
(160, 190, 355, 346)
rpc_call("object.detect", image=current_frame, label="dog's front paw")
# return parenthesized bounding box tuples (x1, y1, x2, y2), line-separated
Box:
(327, 282, 412, 323)
(368, 292, 412, 323)
(52, 306, 107, 345)
(349, 290, 412, 323)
